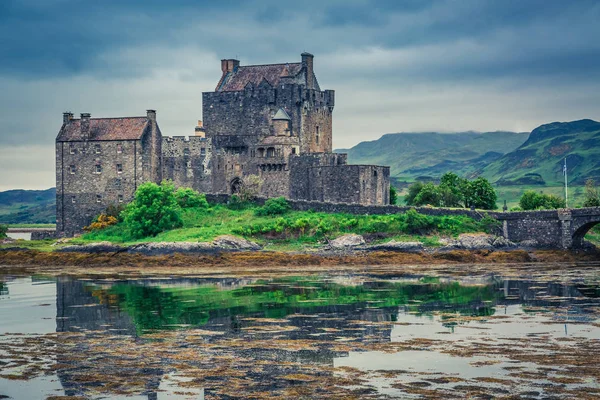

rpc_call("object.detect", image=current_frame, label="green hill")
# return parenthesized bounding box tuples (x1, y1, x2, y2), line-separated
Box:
(0, 188, 56, 224)
(481, 119, 600, 186)
(337, 131, 528, 183)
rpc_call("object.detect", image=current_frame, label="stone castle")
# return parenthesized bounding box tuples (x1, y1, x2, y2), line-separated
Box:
(56, 53, 390, 236)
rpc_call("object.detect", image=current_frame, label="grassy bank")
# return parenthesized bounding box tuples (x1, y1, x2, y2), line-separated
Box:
(73, 202, 498, 251)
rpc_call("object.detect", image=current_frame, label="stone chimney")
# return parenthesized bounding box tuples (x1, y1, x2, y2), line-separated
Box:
(80, 113, 90, 140)
(221, 59, 240, 74)
(63, 112, 73, 125)
(147, 109, 156, 121)
(301, 52, 314, 89)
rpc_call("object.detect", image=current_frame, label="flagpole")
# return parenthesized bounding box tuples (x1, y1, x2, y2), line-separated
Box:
(564, 157, 568, 208)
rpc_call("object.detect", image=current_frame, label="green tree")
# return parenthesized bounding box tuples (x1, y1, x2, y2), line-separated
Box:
(519, 190, 565, 210)
(389, 186, 398, 205)
(255, 197, 291, 216)
(439, 172, 467, 207)
(175, 187, 209, 209)
(0, 224, 7, 239)
(583, 179, 600, 207)
(413, 183, 442, 207)
(404, 182, 424, 206)
(464, 178, 497, 210)
(122, 181, 183, 238)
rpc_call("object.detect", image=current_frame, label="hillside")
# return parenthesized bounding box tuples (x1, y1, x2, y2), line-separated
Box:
(481, 119, 600, 186)
(0, 188, 56, 224)
(337, 131, 528, 183)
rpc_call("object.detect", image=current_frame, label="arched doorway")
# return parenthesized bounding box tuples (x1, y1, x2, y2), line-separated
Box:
(230, 177, 243, 194)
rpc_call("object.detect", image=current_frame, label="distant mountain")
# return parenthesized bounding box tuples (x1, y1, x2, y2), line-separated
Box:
(0, 188, 56, 224)
(336, 131, 528, 183)
(481, 119, 600, 186)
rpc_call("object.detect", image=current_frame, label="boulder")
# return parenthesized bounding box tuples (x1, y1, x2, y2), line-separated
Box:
(491, 236, 517, 248)
(212, 235, 262, 251)
(58, 242, 124, 253)
(329, 234, 366, 249)
(368, 240, 424, 252)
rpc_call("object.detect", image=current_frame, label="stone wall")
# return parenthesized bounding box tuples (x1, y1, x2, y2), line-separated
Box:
(161, 136, 212, 192)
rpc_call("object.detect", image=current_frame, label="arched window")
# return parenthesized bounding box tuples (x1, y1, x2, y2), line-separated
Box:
(266, 147, 275, 158)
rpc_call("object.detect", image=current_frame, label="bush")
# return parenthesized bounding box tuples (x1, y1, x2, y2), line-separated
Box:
(405, 182, 424, 206)
(255, 197, 291, 216)
(122, 181, 183, 238)
(402, 209, 435, 234)
(84, 214, 118, 232)
(0, 224, 7, 239)
(105, 204, 126, 222)
(389, 186, 398, 205)
(175, 187, 209, 209)
(478, 214, 502, 234)
(583, 179, 600, 207)
(519, 191, 566, 210)
(412, 183, 442, 207)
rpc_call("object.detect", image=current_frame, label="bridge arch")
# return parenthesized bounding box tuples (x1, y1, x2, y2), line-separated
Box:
(571, 217, 600, 249)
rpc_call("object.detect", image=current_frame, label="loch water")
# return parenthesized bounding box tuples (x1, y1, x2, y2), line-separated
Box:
(1, 266, 599, 399)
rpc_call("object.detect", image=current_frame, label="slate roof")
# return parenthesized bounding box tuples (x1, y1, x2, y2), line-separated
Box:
(217, 63, 303, 92)
(272, 108, 291, 120)
(57, 117, 150, 142)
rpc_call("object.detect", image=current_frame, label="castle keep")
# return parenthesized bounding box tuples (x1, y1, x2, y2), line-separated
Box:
(56, 53, 390, 236)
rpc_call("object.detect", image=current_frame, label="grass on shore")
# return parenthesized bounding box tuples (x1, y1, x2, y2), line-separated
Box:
(6, 223, 56, 229)
(68, 203, 497, 251)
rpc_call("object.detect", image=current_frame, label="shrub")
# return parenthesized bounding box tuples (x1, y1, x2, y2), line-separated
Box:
(402, 209, 435, 234)
(519, 191, 566, 210)
(0, 224, 7, 239)
(122, 181, 183, 238)
(84, 214, 118, 232)
(255, 197, 291, 216)
(583, 179, 600, 207)
(412, 183, 442, 207)
(389, 186, 398, 205)
(478, 214, 502, 234)
(175, 187, 209, 209)
(105, 204, 126, 222)
(405, 182, 424, 205)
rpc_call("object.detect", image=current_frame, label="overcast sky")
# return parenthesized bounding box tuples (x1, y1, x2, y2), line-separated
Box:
(1, 0, 599, 191)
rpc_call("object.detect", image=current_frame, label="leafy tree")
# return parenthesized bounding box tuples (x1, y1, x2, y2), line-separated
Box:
(583, 179, 600, 207)
(439, 172, 467, 207)
(404, 182, 424, 205)
(464, 178, 497, 210)
(0, 224, 7, 239)
(175, 187, 209, 209)
(413, 183, 442, 207)
(389, 186, 398, 205)
(122, 181, 183, 238)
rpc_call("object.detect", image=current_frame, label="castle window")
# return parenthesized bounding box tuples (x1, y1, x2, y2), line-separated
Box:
(95, 165, 102, 174)
(117, 144, 123, 154)
(116, 164, 123, 174)
(374, 170, 378, 178)
(69, 144, 75, 155)
(96, 195, 102, 203)
(257, 148, 265, 158)
(292, 148, 296, 155)
(201, 148, 206, 156)
(94, 144, 101, 154)
(71, 196, 76, 203)
(69, 165, 76, 174)
(316, 126, 320, 145)
(118, 194, 124, 203)
(183, 148, 190, 157)
(266, 147, 275, 158)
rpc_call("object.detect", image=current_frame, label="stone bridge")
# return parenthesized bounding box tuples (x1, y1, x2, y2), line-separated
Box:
(495, 208, 600, 249)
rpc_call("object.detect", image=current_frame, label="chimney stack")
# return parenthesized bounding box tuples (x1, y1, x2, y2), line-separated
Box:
(301, 52, 314, 89)
(221, 59, 240, 74)
(80, 113, 90, 139)
(63, 111, 73, 125)
(147, 109, 156, 121)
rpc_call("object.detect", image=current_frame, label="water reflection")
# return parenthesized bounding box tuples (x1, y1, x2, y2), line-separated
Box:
(1, 272, 599, 399)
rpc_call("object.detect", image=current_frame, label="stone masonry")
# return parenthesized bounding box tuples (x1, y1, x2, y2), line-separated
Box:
(56, 53, 390, 236)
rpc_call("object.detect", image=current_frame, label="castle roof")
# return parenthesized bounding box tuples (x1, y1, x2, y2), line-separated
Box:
(217, 63, 303, 92)
(272, 108, 291, 121)
(56, 117, 150, 142)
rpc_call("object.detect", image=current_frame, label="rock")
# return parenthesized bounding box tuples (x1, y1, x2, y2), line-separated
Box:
(329, 234, 366, 249)
(491, 236, 516, 248)
(58, 242, 124, 253)
(128, 242, 216, 256)
(212, 235, 262, 251)
(368, 240, 424, 252)
(518, 239, 540, 248)
(456, 234, 494, 250)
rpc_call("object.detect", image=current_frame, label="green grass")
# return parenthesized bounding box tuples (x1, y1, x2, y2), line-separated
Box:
(72, 203, 497, 248)
(6, 223, 56, 229)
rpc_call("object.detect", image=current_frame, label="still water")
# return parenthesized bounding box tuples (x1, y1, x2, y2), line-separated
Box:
(1, 267, 599, 399)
